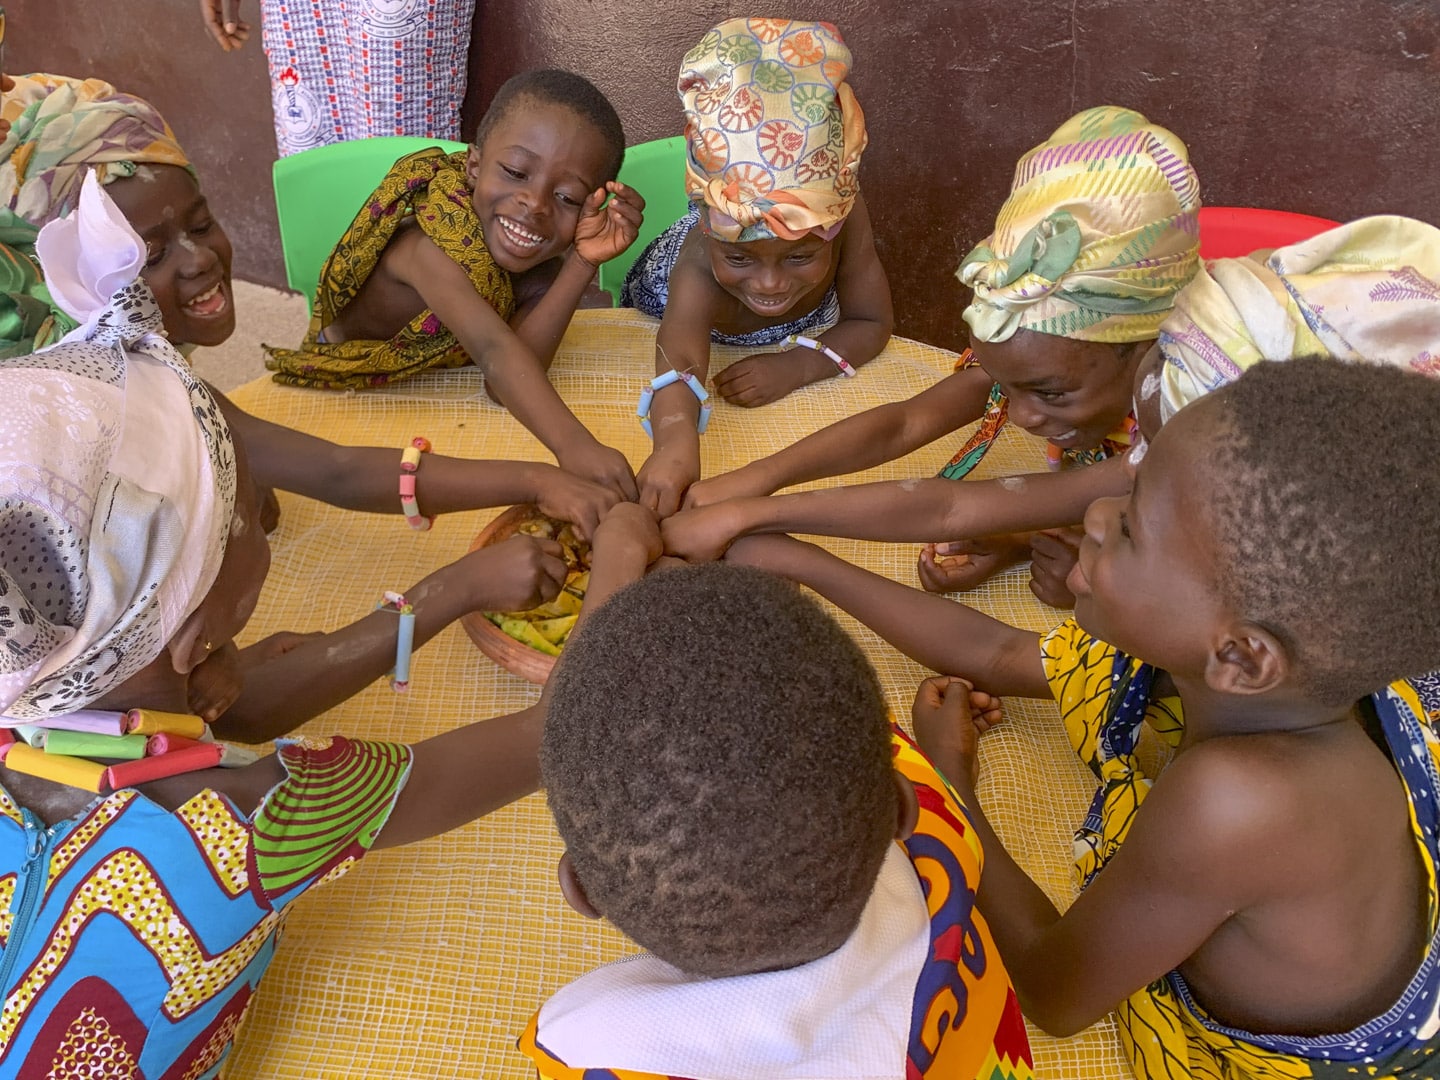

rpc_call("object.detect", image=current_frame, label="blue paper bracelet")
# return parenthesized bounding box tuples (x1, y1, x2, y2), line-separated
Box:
(638, 368, 712, 438)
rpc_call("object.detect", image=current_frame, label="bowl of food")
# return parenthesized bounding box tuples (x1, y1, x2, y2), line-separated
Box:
(460, 505, 590, 683)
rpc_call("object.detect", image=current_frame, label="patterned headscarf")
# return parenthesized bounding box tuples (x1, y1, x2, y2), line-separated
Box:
(0, 173, 234, 720)
(0, 73, 191, 231)
(1157, 215, 1440, 422)
(959, 106, 1201, 345)
(679, 18, 868, 243)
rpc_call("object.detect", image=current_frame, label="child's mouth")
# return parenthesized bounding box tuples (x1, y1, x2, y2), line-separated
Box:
(497, 215, 545, 252)
(183, 282, 228, 318)
(745, 294, 793, 316)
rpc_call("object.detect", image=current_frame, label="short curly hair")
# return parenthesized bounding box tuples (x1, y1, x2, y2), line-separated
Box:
(474, 69, 625, 183)
(542, 563, 897, 978)
(1198, 357, 1440, 705)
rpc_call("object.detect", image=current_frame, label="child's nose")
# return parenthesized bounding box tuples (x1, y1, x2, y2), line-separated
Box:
(176, 236, 219, 276)
(1083, 494, 1120, 546)
(1007, 397, 1048, 431)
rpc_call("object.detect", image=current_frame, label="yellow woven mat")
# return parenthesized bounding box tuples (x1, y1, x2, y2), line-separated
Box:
(224, 307, 1128, 1080)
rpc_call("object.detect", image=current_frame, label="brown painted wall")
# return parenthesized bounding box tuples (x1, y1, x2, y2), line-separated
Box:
(11, 0, 1440, 348)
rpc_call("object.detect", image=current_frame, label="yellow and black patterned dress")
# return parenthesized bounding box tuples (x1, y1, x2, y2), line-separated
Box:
(1043, 618, 1440, 1079)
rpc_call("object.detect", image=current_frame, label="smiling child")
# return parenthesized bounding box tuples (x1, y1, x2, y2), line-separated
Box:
(263, 69, 643, 497)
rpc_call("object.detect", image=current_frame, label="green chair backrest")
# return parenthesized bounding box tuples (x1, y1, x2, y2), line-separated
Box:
(597, 135, 690, 306)
(272, 136, 469, 310)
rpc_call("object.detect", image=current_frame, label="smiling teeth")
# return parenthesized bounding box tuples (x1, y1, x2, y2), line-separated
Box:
(185, 283, 222, 310)
(500, 217, 543, 247)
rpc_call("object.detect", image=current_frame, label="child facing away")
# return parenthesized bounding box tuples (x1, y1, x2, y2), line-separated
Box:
(629, 18, 894, 516)
(671, 106, 1201, 604)
(0, 221, 666, 1073)
(517, 555, 1035, 1080)
(720, 357, 1440, 1079)
(262, 68, 644, 498)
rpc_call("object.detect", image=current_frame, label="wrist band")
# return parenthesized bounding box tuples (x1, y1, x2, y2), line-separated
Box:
(638, 369, 712, 438)
(400, 436, 433, 531)
(786, 334, 856, 378)
(378, 591, 417, 692)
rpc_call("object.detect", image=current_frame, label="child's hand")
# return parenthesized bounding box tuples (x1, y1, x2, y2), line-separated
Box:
(911, 675, 1004, 789)
(198, 0, 252, 50)
(713, 350, 815, 408)
(917, 541, 985, 594)
(661, 503, 744, 563)
(683, 465, 774, 509)
(187, 641, 244, 724)
(636, 449, 699, 519)
(1028, 528, 1081, 609)
(573, 181, 646, 268)
(592, 502, 663, 565)
(534, 467, 621, 542)
(452, 534, 569, 613)
(556, 439, 638, 502)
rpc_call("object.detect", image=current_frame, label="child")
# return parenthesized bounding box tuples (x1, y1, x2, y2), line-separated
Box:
(521, 557, 1035, 1080)
(0, 201, 664, 1074)
(0, 71, 622, 629)
(27, 171, 577, 746)
(722, 357, 1440, 1079)
(262, 68, 643, 498)
(672, 106, 1200, 604)
(629, 18, 894, 516)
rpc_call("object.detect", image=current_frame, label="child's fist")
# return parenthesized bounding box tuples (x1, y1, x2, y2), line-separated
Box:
(593, 502, 663, 565)
(535, 468, 620, 542)
(911, 675, 1004, 788)
(661, 502, 743, 563)
(456, 535, 568, 613)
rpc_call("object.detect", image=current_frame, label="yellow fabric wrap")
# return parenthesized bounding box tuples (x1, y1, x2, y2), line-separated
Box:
(264, 147, 515, 390)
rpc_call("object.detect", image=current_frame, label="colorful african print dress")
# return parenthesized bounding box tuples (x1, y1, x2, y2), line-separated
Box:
(517, 728, 1035, 1080)
(620, 205, 841, 347)
(263, 147, 515, 390)
(0, 736, 411, 1079)
(259, 0, 476, 157)
(938, 352, 1138, 480)
(1042, 619, 1440, 1079)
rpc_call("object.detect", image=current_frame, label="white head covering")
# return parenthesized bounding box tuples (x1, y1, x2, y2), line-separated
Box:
(0, 172, 235, 719)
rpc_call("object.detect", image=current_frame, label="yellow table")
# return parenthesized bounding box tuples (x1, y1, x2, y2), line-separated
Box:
(225, 308, 1129, 1080)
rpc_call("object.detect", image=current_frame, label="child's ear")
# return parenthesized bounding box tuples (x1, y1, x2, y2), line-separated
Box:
(465, 145, 482, 187)
(166, 608, 212, 676)
(1204, 623, 1290, 696)
(557, 852, 602, 919)
(894, 772, 920, 842)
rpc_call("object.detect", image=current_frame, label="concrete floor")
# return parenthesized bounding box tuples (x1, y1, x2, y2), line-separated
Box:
(188, 281, 311, 393)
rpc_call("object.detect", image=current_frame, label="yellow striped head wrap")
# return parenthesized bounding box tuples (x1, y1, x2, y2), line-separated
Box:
(959, 106, 1200, 344)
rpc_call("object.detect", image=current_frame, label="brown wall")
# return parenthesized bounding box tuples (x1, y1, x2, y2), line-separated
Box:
(12, 0, 1440, 348)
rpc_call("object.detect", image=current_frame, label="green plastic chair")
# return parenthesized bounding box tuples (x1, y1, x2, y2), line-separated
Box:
(597, 135, 689, 306)
(272, 136, 469, 310)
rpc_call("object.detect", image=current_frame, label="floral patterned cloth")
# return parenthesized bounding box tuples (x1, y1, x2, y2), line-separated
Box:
(263, 147, 516, 389)
(678, 18, 868, 243)
(1157, 215, 1440, 422)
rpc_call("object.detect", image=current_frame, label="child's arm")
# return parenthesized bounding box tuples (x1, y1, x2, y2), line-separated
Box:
(724, 533, 1048, 697)
(371, 501, 663, 848)
(507, 182, 645, 368)
(667, 454, 1129, 560)
(711, 194, 895, 408)
(395, 230, 638, 499)
(211, 535, 569, 742)
(635, 247, 727, 517)
(217, 391, 620, 538)
(685, 365, 993, 507)
(914, 679, 1283, 1036)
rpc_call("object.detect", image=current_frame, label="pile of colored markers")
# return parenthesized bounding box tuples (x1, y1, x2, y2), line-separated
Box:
(0, 709, 258, 793)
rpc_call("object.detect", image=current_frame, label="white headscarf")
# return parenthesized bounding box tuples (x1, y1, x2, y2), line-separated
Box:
(0, 172, 235, 719)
